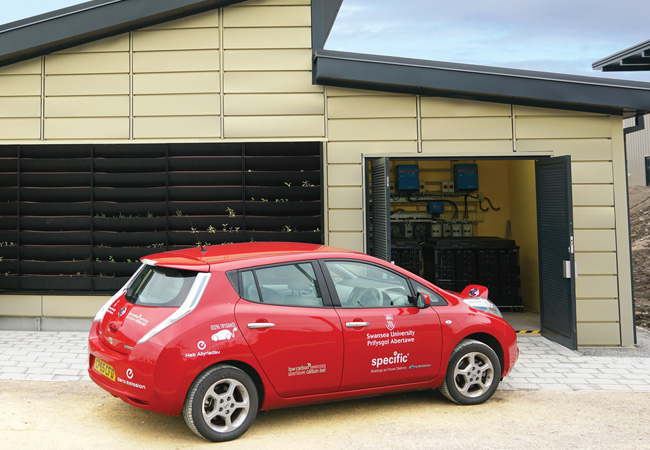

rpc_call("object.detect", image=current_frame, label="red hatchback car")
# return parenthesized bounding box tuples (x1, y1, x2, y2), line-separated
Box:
(88, 242, 518, 442)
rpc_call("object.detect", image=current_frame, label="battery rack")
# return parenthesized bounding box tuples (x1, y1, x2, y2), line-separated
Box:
(423, 238, 522, 311)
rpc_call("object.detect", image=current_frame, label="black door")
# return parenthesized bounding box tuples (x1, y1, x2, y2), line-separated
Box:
(536, 156, 577, 349)
(367, 158, 391, 260)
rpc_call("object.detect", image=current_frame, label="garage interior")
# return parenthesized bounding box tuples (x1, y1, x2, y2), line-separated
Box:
(367, 158, 542, 331)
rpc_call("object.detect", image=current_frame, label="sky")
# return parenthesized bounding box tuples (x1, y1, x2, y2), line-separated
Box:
(1, 0, 649, 82)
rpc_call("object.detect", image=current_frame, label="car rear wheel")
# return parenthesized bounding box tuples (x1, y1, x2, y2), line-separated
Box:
(440, 339, 501, 405)
(183, 365, 259, 442)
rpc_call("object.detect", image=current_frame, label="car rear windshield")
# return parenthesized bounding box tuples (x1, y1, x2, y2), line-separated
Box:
(125, 265, 197, 308)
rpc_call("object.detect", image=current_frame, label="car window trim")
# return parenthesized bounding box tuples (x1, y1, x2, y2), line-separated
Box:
(250, 270, 264, 303)
(408, 279, 449, 307)
(225, 270, 239, 296)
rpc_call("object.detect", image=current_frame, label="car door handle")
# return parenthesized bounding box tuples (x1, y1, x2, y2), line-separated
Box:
(346, 322, 370, 328)
(247, 323, 275, 329)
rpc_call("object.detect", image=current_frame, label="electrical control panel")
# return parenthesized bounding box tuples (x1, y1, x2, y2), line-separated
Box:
(387, 161, 486, 243)
(441, 180, 455, 194)
(403, 222, 413, 238)
(428, 201, 445, 215)
(430, 223, 442, 237)
(397, 165, 420, 191)
(453, 164, 478, 191)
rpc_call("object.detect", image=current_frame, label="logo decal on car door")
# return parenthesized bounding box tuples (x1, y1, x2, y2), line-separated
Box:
(211, 327, 237, 341)
(385, 314, 395, 331)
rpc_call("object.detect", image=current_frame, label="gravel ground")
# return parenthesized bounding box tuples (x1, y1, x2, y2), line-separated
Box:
(630, 186, 650, 330)
(2, 381, 650, 450)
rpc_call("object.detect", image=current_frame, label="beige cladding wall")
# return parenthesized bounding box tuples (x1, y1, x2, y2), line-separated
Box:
(326, 91, 631, 347)
(222, 1, 324, 138)
(0, 294, 110, 318)
(516, 109, 632, 347)
(0, 0, 633, 346)
(0, 59, 43, 140)
(0, 0, 322, 142)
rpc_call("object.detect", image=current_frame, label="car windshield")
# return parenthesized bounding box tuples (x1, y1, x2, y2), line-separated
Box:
(125, 265, 197, 307)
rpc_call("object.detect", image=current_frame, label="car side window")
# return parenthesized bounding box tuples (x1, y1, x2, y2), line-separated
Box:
(324, 261, 413, 308)
(413, 282, 448, 306)
(240, 263, 323, 307)
(241, 271, 260, 302)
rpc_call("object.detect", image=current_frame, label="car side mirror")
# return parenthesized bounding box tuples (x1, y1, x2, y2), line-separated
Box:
(416, 292, 431, 309)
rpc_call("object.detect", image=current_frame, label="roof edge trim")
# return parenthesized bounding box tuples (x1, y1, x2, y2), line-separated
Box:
(314, 49, 650, 115)
(318, 50, 650, 92)
(593, 39, 650, 71)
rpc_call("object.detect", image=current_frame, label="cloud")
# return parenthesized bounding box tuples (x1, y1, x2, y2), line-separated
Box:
(0, 1, 82, 26)
(326, 0, 650, 81)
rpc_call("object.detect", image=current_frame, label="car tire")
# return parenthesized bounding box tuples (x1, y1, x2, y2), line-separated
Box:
(440, 339, 501, 405)
(183, 365, 259, 442)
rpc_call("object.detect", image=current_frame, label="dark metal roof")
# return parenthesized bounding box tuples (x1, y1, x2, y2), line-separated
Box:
(321, 0, 344, 43)
(314, 49, 650, 116)
(0, 0, 343, 68)
(593, 39, 650, 72)
(0, 0, 246, 68)
(312, 0, 343, 50)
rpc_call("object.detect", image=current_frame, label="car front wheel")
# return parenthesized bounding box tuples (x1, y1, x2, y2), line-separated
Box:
(440, 339, 501, 405)
(183, 365, 259, 442)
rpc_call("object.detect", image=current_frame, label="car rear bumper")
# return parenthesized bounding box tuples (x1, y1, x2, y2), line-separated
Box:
(88, 322, 179, 415)
(502, 334, 519, 377)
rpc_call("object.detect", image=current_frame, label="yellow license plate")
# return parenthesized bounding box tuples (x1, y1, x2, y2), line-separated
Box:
(93, 357, 115, 382)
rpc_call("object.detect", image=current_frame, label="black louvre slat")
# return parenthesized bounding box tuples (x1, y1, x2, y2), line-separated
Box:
(244, 156, 320, 171)
(168, 156, 242, 172)
(94, 172, 166, 187)
(20, 173, 90, 187)
(94, 158, 166, 173)
(370, 158, 390, 261)
(245, 186, 320, 202)
(168, 172, 243, 186)
(93, 187, 166, 202)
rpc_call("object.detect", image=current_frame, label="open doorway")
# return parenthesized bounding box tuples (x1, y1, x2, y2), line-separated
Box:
(366, 156, 577, 349)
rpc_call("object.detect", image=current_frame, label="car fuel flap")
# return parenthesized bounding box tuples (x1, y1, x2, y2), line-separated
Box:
(99, 293, 177, 354)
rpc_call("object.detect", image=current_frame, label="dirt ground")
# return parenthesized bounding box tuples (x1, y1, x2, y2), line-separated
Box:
(629, 186, 650, 330)
(1, 381, 650, 450)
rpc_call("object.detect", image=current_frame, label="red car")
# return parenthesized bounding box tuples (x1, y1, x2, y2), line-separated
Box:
(88, 242, 518, 442)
